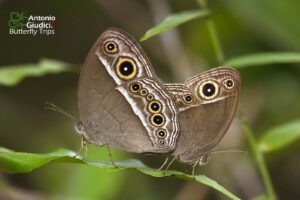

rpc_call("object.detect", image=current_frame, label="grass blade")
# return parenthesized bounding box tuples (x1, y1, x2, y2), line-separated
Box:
(259, 119, 300, 153)
(140, 10, 210, 41)
(226, 52, 300, 68)
(0, 147, 240, 200)
(0, 59, 76, 86)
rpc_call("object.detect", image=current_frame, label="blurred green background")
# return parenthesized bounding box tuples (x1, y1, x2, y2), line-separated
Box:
(1, 0, 300, 199)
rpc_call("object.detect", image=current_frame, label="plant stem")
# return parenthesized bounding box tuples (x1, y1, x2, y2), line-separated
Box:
(193, 1, 276, 196)
(196, 0, 225, 65)
(240, 116, 277, 200)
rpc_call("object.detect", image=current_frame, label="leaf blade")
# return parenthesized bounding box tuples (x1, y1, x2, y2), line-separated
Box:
(140, 10, 210, 41)
(225, 52, 300, 68)
(0, 59, 76, 86)
(259, 119, 300, 152)
(0, 147, 240, 200)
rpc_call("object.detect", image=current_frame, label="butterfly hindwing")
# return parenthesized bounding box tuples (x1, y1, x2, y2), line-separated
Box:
(117, 77, 179, 151)
(165, 67, 241, 163)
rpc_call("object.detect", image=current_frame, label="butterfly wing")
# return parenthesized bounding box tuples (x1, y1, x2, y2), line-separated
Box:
(164, 83, 197, 112)
(96, 27, 157, 84)
(166, 67, 240, 163)
(116, 77, 179, 151)
(78, 28, 179, 153)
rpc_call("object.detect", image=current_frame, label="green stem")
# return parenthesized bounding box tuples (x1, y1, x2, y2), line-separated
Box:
(240, 116, 277, 200)
(193, 1, 275, 196)
(196, 0, 225, 64)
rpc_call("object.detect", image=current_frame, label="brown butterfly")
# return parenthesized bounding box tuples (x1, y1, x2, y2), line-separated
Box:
(77, 28, 179, 154)
(75, 28, 240, 171)
(164, 67, 240, 173)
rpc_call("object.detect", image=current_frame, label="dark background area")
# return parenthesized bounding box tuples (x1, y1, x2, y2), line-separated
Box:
(1, 0, 300, 199)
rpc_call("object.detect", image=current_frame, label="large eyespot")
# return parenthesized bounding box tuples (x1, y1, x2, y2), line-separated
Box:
(129, 82, 141, 93)
(103, 41, 119, 54)
(150, 114, 165, 127)
(199, 80, 219, 100)
(183, 94, 193, 104)
(140, 88, 148, 96)
(115, 57, 137, 80)
(223, 78, 235, 90)
(156, 129, 167, 138)
(148, 100, 162, 113)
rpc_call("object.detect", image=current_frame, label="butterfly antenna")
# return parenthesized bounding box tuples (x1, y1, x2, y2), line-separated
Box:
(207, 145, 247, 155)
(44, 101, 76, 121)
(210, 150, 246, 154)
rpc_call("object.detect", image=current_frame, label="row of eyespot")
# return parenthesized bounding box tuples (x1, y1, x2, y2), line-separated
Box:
(103, 41, 236, 145)
(129, 82, 168, 146)
(104, 41, 168, 146)
(199, 78, 235, 100)
(104, 40, 236, 101)
(104, 41, 139, 81)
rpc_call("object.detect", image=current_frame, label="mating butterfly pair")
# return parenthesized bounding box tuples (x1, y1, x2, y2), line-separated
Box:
(77, 28, 240, 169)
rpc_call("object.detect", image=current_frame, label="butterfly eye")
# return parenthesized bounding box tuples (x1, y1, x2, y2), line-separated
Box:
(115, 57, 137, 80)
(156, 129, 167, 138)
(148, 100, 162, 113)
(103, 41, 119, 54)
(199, 80, 219, 100)
(223, 78, 235, 90)
(150, 114, 165, 127)
(129, 82, 141, 93)
(183, 94, 193, 104)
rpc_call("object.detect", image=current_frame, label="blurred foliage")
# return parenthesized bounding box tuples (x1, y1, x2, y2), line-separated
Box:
(226, 52, 300, 69)
(140, 9, 210, 41)
(0, 59, 75, 86)
(0, 147, 241, 200)
(259, 119, 300, 153)
(1, 0, 300, 200)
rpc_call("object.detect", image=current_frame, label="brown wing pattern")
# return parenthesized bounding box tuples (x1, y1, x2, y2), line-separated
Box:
(78, 28, 179, 153)
(167, 67, 240, 163)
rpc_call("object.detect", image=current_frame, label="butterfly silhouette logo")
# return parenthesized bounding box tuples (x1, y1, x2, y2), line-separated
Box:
(8, 11, 29, 30)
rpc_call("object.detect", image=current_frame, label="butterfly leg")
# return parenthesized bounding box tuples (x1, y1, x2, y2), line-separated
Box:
(191, 159, 200, 176)
(44, 101, 88, 159)
(104, 144, 118, 168)
(81, 138, 88, 157)
(157, 157, 169, 171)
(164, 156, 177, 175)
(73, 137, 88, 158)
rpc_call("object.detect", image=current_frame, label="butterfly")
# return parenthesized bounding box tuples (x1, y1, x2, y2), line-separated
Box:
(75, 28, 240, 170)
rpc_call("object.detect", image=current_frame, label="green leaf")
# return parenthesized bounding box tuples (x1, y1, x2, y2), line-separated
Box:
(0, 59, 76, 86)
(225, 52, 300, 68)
(140, 10, 210, 41)
(259, 119, 300, 153)
(64, 146, 127, 200)
(0, 147, 241, 200)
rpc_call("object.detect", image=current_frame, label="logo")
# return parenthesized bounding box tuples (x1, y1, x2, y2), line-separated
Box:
(9, 11, 56, 36)
(8, 11, 29, 30)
